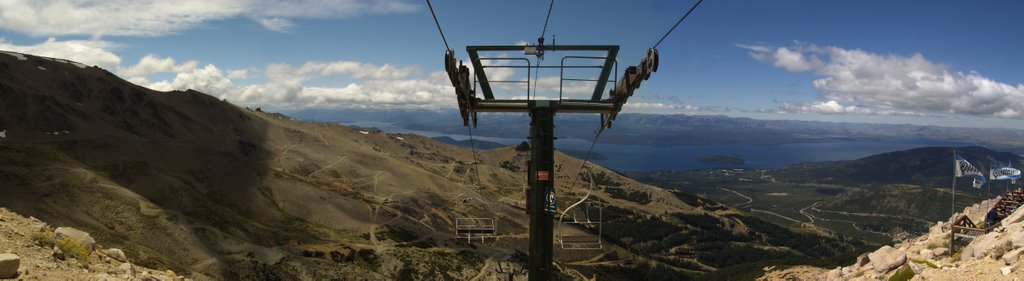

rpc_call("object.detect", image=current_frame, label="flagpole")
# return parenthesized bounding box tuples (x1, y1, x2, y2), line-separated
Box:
(987, 163, 992, 212)
(951, 148, 957, 252)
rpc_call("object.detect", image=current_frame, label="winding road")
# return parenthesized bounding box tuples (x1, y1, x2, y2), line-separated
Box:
(717, 187, 753, 207)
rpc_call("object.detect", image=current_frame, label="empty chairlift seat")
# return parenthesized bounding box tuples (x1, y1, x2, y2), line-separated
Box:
(558, 201, 603, 250)
(455, 217, 496, 243)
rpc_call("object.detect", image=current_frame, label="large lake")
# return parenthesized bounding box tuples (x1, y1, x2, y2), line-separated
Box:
(341, 121, 973, 172)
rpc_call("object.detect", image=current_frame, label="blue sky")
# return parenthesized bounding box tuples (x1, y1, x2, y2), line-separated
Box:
(1, 0, 1022, 128)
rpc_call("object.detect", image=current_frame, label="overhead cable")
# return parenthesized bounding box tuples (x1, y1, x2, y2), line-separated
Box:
(653, 0, 704, 49)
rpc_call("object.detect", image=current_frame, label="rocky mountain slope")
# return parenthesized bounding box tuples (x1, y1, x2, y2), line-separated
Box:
(762, 198, 1024, 280)
(0, 207, 185, 280)
(0, 50, 866, 280)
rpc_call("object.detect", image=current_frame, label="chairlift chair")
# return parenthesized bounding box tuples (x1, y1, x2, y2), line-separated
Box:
(558, 201, 603, 250)
(451, 164, 497, 243)
(557, 168, 604, 250)
(455, 217, 496, 243)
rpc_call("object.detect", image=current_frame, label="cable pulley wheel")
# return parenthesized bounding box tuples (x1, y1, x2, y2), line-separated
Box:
(649, 48, 659, 73)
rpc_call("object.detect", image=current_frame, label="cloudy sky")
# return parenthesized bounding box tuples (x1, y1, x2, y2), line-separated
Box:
(0, 0, 1022, 128)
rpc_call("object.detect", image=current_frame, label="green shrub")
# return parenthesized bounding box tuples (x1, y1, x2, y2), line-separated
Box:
(31, 232, 57, 248)
(57, 237, 88, 261)
(911, 259, 939, 269)
(887, 264, 914, 281)
(951, 251, 961, 262)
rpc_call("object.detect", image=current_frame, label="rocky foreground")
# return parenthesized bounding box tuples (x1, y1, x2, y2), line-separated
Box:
(762, 198, 1024, 280)
(0, 207, 187, 280)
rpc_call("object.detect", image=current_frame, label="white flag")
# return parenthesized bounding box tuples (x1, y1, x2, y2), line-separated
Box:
(955, 153, 986, 188)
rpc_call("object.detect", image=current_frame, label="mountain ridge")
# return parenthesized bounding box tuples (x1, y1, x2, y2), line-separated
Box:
(282, 108, 1024, 152)
(0, 50, 868, 280)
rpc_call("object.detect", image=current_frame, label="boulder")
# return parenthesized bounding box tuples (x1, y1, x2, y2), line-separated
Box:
(104, 248, 127, 263)
(826, 268, 841, 280)
(1005, 206, 1024, 225)
(1002, 265, 1014, 276)
(907, 261, 924, 274)
(52, 246, 65, 260)
(962, 245, 975, 259)
(1011, 231, 1024, 248)
(919, 249, 934, 260)
(929, 222, 945, 238)
(966, 232, 1003, 259)
(55, 227, 95, 251)
(118, 263, 135, 276)
(1005, 222, 1024, 235)
(856, 253, 871, 267)
(933, 247, 948, 256)
(868, 246, 907, 273)
(0, 253, 20, 279)
(1003, 247, 1024, 265)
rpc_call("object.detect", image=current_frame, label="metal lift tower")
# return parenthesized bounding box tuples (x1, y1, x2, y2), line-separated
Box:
(444, 44, 659, 280)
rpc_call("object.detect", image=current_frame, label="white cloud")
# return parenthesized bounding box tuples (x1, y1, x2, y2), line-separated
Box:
(255, 17, 294, 33)
(165, 64, 236, 95)
(771, 47, 821, 72)
(742, 43, 1024, 119)
(0, 37, 121, 68)
(0, 0, 245, 37)
(735, 44, 770, 53)
(118, 54, 198, 77)
(264, 61, 419, 83)
(226, 69, 250, 79)
(0, 36, 462, 111)
(0, 0, 418, 36)
(623, 102, 699, 112)
(777, 100, 870, 114)
(739, 44, 822, 72)
(255, 0, 417, 19)
(124, 56, 453, 110)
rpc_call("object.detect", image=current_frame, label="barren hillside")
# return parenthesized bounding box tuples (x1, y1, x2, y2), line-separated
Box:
(0, 50, 865, 280)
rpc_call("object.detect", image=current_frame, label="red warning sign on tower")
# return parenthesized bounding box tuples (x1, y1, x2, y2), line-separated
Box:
(537, 171, 550, 181)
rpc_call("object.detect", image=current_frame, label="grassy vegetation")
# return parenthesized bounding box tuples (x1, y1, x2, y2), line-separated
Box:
(887, 264, 914, 281)
(581, 171, 622, 187)
(31, 231, 57, 248)
(57, 237, 89, 261)
(604, 187, 651, 204)
(568, 263, 698, 281)
(911, 258, 939, 269)
(926, 239, 946, 250)
(499, 160, 520, 172)
(628, 168, 989, 245)
(595, 200, 867, 277)
(30, 229, 94, 262)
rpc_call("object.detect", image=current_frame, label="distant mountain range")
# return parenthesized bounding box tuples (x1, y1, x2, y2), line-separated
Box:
(284, 108, 1024, 153)
(773, 146, 1023, 187)
(430, 136, 506, 150)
